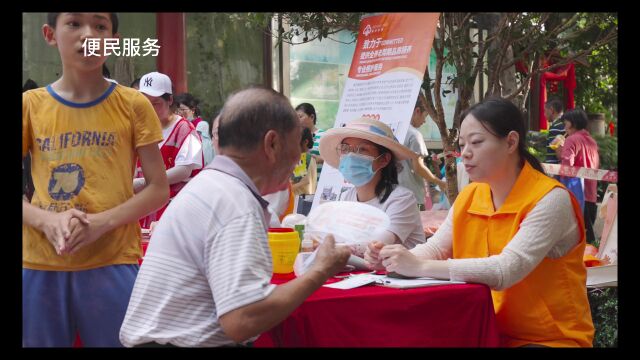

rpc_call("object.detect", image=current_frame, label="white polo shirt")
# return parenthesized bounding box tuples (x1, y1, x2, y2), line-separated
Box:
(120, 155, 275, 347)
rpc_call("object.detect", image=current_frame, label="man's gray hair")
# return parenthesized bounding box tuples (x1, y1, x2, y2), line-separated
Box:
(217, 86, 298, 151)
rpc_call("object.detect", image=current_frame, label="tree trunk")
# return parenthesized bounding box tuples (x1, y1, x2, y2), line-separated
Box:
(500, 45, 517, 98)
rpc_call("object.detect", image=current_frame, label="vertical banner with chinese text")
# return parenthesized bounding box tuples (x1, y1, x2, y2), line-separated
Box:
(312, 12, 439, 210)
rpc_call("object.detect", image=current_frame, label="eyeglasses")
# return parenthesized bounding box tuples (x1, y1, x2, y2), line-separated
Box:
(175, 107, 191, 114)
(336, 143, 376, 156)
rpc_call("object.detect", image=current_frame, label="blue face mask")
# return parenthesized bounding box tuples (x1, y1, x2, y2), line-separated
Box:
(338, 153, 382, 187)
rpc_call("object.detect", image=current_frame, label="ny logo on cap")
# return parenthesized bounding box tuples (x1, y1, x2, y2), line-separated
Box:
(144, 77, 153, 87)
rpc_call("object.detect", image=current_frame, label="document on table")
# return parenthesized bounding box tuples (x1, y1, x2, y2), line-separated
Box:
(323, 273, 464, 290)
(377, 277, 465, 289)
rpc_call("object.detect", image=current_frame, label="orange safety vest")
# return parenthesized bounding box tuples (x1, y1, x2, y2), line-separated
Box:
(280, 182, 295, 222)
(452, 161, 594, 347)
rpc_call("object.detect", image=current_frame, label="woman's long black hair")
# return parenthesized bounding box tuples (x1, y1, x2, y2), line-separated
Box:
(373, 144, 399, 204)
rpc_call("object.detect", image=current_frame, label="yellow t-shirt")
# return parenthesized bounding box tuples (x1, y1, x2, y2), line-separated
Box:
(292, 153, 309, 179)
(22, 83, 163, 271)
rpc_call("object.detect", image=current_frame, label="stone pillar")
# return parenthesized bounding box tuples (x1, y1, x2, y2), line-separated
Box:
(587, 113, 606, 137)
(157, 13, 188, 94)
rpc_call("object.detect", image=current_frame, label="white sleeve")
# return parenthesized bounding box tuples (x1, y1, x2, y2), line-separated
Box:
(446, 187, 580, 290)
(175, 133, 203, 169)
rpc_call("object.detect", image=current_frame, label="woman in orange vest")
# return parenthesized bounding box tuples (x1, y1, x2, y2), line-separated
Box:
(365, 97, 594, 347)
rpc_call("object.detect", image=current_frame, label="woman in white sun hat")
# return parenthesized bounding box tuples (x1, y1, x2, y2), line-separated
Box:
(319, 117, 426, 252)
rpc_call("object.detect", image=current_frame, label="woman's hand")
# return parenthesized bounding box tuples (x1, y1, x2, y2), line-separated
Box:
(378, 244, 426, 277)
(364, 241, 386, 271)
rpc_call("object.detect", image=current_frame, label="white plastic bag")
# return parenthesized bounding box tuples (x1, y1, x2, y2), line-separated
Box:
(304, 201, 390, 257)
(281, 213, 306, 229)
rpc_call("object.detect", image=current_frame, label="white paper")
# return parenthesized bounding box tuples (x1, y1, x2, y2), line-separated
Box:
(586, 264, 618, 288)
(323, 274, 464, 290)
(323, 274, 383, 289)
(377, 277, 465, 289)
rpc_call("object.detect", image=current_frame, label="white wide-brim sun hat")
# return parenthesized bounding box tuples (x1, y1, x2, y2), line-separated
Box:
(319, 117, 417, 168)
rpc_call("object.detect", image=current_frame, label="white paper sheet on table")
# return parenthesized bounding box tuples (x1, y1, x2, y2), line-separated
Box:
(323, 273, 465, 290)
(377, 276, 465, 289)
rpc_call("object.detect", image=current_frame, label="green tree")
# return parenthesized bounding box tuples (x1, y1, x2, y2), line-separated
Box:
(569, 13, 618, 119)
(239, 12, 617, 201)
(423, 13, 616, 202)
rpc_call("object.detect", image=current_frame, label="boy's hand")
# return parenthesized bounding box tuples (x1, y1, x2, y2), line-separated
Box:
(62, 213, 110, 255)
(39, 209, 90, 255)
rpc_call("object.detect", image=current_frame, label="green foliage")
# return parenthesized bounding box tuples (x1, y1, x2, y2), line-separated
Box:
(526, 131, 549, 164)
(571, 13, 618, 118)
(588, 287, 618, 347)
(593, 134, 617, 201)
(594, 134, 618, 171)
(246, 12, 616, 201)
(233, 13, 363, 46)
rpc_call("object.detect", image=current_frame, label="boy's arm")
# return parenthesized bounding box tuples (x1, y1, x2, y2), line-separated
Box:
(412, 156, 447, 190)
(64, 143, 169, 254)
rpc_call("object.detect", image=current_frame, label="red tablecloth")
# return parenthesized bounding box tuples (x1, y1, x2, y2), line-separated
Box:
(254, 273, 500, 347)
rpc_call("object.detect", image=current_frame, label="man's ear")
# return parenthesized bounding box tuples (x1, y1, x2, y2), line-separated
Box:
(506, 131, 519, 154)
(42, 24, 57, 46)
(263, 130, 279, 163)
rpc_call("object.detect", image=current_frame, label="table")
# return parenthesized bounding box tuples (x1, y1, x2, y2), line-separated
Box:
(254, 274, 501, 347)
(420, 210, 448, 237)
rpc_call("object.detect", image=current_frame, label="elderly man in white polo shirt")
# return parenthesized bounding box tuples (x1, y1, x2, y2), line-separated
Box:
(119, 87, 350, 347)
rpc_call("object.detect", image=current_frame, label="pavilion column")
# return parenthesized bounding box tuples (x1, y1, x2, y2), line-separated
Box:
(156, 13, 188, 94)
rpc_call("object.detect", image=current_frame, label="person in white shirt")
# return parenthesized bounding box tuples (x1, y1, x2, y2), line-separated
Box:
(398, 92, 448, 210)
(319, 117, 426, 254)
(119, 87, 350, 348)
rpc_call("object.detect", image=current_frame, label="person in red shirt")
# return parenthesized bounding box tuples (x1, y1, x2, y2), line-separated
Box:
(556, 109, 600, 243)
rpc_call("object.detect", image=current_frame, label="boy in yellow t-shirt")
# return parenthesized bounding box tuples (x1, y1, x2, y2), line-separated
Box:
(22, 13, 169, 347)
